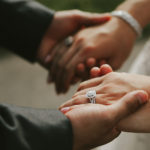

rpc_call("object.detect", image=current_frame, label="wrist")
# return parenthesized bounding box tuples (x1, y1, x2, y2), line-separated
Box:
(116, 0, 150, 28)
(111, 11, 142, 37)
(65, 113, 88, 150)
(107, 16, 137, 42)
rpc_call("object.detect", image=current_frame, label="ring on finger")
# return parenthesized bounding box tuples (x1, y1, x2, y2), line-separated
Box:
(65, 36, 74, 47)
(86, 90, 96, 104)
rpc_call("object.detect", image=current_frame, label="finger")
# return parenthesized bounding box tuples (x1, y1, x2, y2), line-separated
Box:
(77, 63, 85, 73)
(76, 63, 88, 80)
(50, 42, 65, 81)
(60, 104, 87, 114)
(55, 46, 70, 93)
(76, 57, 97, 80)
(62, 49, 96, 93)
(61, 68, 75, 93)
(86, 57, 96, 68)
(46, 42, 63, 67)
(59, 94, 112, 109)
(46, 43, 64, 85)
(108, 55, 123, 70)
(109, 90, 149, 124)
(51, 42, 69, 93)
(79, 12, 111, 26)
(100, 64, 113, 76)
(73, 86, 101, 98)
(77, 77, 104, 92)
(99, 59, 107, 66)
(90, 67, 101, 78)
(90, 64, 113, 78)
(56, 43, 81, 93)
(60, 51, 83, 93)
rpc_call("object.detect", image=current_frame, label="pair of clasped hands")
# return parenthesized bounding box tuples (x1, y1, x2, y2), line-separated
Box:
(37, 10, 136, 94)
(37, 10, 150, 149)
(60, 64, 150, 150)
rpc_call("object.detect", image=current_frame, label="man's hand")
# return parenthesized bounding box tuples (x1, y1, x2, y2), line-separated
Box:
(36, 10, 110, 68)
(60, 90, 148, 150)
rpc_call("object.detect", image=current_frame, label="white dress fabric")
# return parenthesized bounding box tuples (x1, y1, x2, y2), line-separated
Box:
(99, 39, 150, 150)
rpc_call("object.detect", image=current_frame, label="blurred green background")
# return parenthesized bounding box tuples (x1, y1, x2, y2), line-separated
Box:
(37, 0, 150, 37)
(38, 0, 123, 12)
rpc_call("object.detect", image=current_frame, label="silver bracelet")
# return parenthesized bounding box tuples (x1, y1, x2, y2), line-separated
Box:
(111, 10, 142, 37)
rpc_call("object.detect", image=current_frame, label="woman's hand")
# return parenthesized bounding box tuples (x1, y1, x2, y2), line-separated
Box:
(51, 16, 137, 93)
(37, 10, 110, 69)
(60, 90, 148, 150)
(60, 71, 150, 132)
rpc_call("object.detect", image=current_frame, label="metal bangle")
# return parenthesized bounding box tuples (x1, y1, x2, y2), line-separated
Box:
(111, 10, 142, 37)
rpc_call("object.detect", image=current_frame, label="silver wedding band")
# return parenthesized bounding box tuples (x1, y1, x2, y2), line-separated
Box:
(86, 90, 96, 104)
(65, 36, 74, 47)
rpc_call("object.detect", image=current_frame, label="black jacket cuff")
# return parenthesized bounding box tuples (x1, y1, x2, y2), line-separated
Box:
(0, 0, 54, 62)
(0, 104, 73, 150)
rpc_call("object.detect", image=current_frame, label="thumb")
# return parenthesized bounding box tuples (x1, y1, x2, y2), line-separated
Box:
(110, 90, 149, 124)
(79, 12, 111, 26)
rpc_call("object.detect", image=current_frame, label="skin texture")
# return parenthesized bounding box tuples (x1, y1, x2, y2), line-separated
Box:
(37, 10, 111, 69)
(61, 69, 150, 133)
(48, 0, 150, 94)
(60, 90, 148, 150)
(51, 16, 137, 93)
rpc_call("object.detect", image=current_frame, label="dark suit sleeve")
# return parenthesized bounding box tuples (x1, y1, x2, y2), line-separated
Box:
(0, 104, 73, 150)
(0, 0, 54, 62)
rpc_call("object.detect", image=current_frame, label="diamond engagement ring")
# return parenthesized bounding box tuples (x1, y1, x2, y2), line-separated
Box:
(86, 90, 96, 104)
(65, 36, 74, 47)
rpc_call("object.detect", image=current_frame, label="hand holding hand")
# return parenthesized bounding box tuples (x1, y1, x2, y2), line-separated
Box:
(36, 10, 110, 68)
(61, 65, 150, 133)
(52, 16, 137, 93)
(60, 90, 148, 150)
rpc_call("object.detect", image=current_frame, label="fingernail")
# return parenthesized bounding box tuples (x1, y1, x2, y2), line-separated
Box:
(100, 16, 111, 22)
(106, 16, 112, 21)
(60, 107, 71, 114)
(45, 54, 52, 63)
(136, 92, 148, 104)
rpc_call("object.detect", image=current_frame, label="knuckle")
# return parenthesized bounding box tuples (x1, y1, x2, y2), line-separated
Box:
(78, 83, 85, 91)
(75, 36, 84, 44)
(107, 72, 116, 77)
(73, 96, 81, 105)
(80, 44, 95, 57)
(104, 72, 118, 80)
(100, 85, 109, 92)
(84, 45, 95, 53)
(98, 29, 109, 38)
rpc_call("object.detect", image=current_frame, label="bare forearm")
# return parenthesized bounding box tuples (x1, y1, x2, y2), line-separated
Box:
(116, 0, 150, 28)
